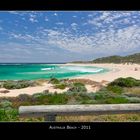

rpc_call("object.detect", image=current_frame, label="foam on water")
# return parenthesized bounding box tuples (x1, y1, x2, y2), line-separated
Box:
(41, 68, 53, 70)
(60, 66, 103, 73)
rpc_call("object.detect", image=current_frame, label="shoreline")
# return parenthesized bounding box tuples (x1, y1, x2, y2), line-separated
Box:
(0, 63, 140, 97)
(65, 63, 140, 82)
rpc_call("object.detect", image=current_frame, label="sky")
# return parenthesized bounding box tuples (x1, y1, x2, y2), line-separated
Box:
(0, 11, 140, 63)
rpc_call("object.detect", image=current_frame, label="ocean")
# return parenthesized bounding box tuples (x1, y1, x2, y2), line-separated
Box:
(0, 64, 108, 80)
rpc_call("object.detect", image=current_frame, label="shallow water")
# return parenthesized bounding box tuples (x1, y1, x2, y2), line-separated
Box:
(0, 64, 109, 80)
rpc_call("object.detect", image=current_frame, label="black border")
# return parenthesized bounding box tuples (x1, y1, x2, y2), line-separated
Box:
(0, 0, 140, 10)
(0, 122, 140, 137)
(0, 0, 140, 137)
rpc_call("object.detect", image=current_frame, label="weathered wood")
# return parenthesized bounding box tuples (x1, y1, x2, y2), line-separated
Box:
(19, 104, 140, 119)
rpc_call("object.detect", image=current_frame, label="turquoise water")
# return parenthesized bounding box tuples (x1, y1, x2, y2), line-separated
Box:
(0, 64, 108, 80)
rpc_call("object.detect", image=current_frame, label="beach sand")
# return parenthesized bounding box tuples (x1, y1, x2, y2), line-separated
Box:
(66, 63, 140, 82)
(0, 83, 68, 97)
(0, 63, 140, 97)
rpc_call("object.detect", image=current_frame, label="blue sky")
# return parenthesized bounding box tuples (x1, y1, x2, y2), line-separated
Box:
(0, 11, 140, 62)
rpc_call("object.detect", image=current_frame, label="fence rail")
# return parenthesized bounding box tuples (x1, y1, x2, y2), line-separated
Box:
(19, 104, 140, 121)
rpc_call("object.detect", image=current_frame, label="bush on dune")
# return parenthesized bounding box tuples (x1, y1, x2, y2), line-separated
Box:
(107, 85, 123, 94)
(54, 83, 67, 90)
(2, 80, 36, 89)
(68, 82, 87, 93)
(49, 78, 60, 84)
(108, 77, 140, 87)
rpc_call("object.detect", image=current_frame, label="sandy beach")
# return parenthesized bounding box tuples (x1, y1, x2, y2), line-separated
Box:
(66, 63, 140, 82)
(0, 63, 140, 97)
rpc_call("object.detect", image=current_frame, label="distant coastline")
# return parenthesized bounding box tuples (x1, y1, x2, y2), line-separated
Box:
(70, 52, 140, 64)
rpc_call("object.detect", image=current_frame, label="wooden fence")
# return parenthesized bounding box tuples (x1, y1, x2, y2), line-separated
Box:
(19, 104, 140, 121)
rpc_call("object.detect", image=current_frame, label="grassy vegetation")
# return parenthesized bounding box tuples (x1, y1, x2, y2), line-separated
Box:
(0, 100, 18, 121)
(0, 80, 38, 89)
(49, 78, 60, 84)
(107, 85, 123, 94)
(108, 77, 140, 87)
(0, 77, 140, 121)
(49, 78, 68, 90)
(54, 83, 67, 90)
(68, 82, 87, 93)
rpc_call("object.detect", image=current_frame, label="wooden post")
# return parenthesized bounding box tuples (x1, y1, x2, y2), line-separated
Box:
(44, 114, 57, 122)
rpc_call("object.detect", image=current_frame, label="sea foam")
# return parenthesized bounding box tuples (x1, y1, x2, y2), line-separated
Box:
(41, 68, 53, 71)
(60, 66, 103, 73)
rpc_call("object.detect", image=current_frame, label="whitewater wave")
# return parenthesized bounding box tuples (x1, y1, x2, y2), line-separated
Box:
(41, 68, 54, 71)
(60, 66, 103, 73)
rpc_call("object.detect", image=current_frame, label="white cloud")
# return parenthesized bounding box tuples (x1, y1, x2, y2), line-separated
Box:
(42, 23, 140, 56)
(56, 22, 64, 25)
(3, 11, 140, 61)
(73, 15, 77, 18)
(87, 11, 140, 30)
(29, 14, 38, 23)
(71, 23, 78, 30)
(54, 13, 58, 16)
(88, 14, 93, 17)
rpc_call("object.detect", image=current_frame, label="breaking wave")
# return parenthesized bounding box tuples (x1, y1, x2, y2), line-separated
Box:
(60, 66, 103, 73)
(41, 68, 53, 71)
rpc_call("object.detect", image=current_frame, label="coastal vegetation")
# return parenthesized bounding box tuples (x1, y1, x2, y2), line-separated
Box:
(92, 53, 140, 64)
(72, 52, 140, 64)
(0, 77, 140, 121)
(0, 80, 38, 89)
(49, 78, 68, 90)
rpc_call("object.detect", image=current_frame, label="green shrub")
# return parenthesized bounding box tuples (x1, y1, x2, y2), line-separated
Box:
(104, 96, 129, 104)
(49, 78, 60, 84)
(32, 93, 69, 105)
(109, 77, 140, 87)
(123, 96, 140, 103)
(0, 100, 12, 108)
(3, 81, 16, 89)
(54, 83, 67, 89)
(94, 94, 106, 100)
(47, 94, 68, 104)
(92, 90, 111, 100)
(0, 108, 18, 121)
(0, 99, 18, 121)
(68, 82, 87, 93)
(73, 82, 85, 87)
(107, 85, 123, 94)
(75, 93, 91, 101)
(2, 80, 35, 89)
